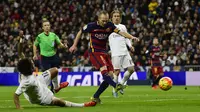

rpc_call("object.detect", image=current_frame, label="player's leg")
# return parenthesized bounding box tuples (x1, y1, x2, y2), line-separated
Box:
(51, 97, 96, 107)
(112, 69, 120, 97)
(153, 66, 163, 86)
(120, 55, 135, 85)
(41, 67, 69, 93)
(151, 66, 160, 89)
(90, 53, 124, 103)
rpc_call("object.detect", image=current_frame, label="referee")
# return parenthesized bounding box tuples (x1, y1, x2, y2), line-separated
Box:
(33, 19, 68, 92)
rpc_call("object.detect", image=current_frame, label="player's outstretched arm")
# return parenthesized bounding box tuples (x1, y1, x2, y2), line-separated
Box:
(13, 93, 23, 109)
(18, 38, 25, 59)
(69, 29, 82, 53)
(117, 30, 139, 42)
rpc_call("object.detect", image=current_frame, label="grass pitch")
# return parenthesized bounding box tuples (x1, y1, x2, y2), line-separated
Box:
(0, 86, 200, 112)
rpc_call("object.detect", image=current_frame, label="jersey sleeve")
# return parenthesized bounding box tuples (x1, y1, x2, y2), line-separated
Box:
(109, 22, 120, 33)
(34, 36, 40, 46)
(82, 23, 93, 33)
(55, 34, 61, 44)
(15, 83, 26, 95)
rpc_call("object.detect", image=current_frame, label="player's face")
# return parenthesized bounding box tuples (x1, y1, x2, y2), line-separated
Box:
(98, 14, 109, 27)
(42, 22, 50, 32)
(112, 12, 121, 25)
(153, 38, 159, 45)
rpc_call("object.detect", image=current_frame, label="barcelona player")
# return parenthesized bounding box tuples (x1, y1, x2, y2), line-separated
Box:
(69, 10, 139, 104)
(148, 38, 163, 89)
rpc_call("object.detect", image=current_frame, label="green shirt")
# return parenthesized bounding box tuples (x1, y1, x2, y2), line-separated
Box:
(34, 32, 61, 57)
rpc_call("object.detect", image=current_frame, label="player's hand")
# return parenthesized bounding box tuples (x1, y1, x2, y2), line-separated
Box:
(129, 47, 135, 53)
(132, 37, 140, 42)
(69, 45, 77, 53)
(33, 55, 38, 60)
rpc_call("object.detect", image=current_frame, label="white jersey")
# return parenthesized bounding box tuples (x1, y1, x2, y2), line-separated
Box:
(109, 24, 132, 57)
(15, 71, 53, 105)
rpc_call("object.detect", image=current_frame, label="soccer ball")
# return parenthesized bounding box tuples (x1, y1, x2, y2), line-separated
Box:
(159, 77, 173, 91)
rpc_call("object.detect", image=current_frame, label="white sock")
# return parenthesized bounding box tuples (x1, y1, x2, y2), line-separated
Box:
(113, 74, 118, 93)
(52, 75, 59, 89)
(120, 70, 132, 85)
(65, 101, 84, 107)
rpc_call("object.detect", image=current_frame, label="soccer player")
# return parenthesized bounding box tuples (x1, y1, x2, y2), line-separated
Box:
(14, 34, 96, 109)
(69, 10, 139, 103)
(148, 38, 163, 89)
(33, 19, 68, 92)
(109, 10, 135, 98)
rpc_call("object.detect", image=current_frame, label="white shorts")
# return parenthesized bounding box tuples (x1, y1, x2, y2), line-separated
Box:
(38, 70, 51, 87)
(112, 54, 134, 69)
(37, 70, 54, 105)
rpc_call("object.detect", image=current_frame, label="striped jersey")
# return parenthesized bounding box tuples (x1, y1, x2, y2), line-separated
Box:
(82, 21, 119, 53)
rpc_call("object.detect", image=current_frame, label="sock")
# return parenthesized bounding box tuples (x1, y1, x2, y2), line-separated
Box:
(155, 75, 162, 85)
(120, 70, 132, 85)
(113, 74, 118, 83)
(113, 74, 118, 93)
(102, 74, 116, 88)
(152, 75, 162, 87)
(52, 75, 59, 89)
(65, 101, 84, 107)
(93, 81, 109, 98)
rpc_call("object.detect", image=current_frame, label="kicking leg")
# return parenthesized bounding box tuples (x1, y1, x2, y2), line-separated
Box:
(112, 69, 120, 98)
(48, 67, 69, 93)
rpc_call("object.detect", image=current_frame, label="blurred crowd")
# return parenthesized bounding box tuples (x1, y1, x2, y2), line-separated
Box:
(0, 0, 200, 69)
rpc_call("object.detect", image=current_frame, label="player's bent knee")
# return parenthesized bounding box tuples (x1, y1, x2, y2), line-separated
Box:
(127, 66, 134, 73)
(48, 67, 58, 79)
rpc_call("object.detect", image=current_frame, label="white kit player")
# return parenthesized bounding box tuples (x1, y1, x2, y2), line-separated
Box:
(13, 34, 96, 109)
(109, 10, 138, 97)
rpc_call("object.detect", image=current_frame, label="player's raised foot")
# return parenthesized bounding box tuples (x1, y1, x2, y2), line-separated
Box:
(54, 82, 69, 93)
(119, 89, 124, 95)
(90, 97, 101, 104)
(84, 101, 97, 107)
(115, 83, 126, 93)
(152, 85, 158, 90)
(112, 91, 118, 98)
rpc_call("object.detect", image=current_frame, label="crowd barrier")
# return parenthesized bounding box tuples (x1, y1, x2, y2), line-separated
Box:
(0, 72, 199, 86)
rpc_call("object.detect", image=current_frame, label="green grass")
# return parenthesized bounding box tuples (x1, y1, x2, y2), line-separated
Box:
(0, 86, 200, 112)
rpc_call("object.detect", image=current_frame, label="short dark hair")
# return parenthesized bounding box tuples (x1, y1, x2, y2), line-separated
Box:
(17, 58, 33, 76)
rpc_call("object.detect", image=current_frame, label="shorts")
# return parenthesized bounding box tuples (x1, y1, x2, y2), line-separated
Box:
(89, 52, 114, 72)
(41, 55, 60, 71)
(151, 66, 163, 76)
(37, 70, 54, 105)
(112, 54, 134, 69)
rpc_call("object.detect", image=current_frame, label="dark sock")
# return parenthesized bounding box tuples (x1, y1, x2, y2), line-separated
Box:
(152, 75, 162, 87)
(93, 81, 109, 98)
(155, 75, 162, 85)
(152, 76, 157, 87)
(102, 74, 116, 88)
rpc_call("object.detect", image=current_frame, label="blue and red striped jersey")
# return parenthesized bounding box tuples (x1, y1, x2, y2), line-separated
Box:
(149, 45, 162, 66)
(82, 21, 119, 52)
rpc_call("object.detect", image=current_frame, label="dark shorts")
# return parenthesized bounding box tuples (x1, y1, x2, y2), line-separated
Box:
(89, 52, 114, 74)
(151, 66, 163, 76)
(41, 55, 60, 71)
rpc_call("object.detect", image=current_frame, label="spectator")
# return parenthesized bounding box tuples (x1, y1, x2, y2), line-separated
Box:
(0, 0, 200, 69)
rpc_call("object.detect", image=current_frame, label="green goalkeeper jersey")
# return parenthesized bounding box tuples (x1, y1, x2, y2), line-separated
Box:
(34, 32, 61, 57)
